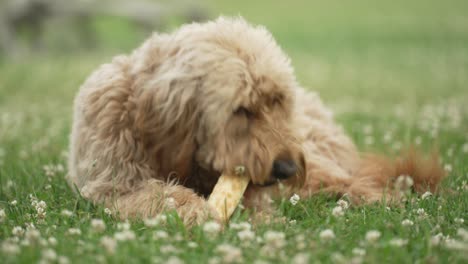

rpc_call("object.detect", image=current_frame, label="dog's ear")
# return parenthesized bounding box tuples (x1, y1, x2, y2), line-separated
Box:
(170, 129, 197, 181)
(134, 77, 201, 180)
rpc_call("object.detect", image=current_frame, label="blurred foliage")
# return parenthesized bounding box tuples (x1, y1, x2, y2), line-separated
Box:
(0, 0, 210, 57)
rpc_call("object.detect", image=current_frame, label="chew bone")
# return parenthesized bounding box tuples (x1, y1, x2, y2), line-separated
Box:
(208, 166, 249, 223)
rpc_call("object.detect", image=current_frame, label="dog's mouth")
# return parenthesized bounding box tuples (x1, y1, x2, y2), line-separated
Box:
(186, 161, 299, 199)
(255, 180, 278, 187)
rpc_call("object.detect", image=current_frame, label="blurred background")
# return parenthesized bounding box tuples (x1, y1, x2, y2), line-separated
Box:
(0, 0, 467, 153)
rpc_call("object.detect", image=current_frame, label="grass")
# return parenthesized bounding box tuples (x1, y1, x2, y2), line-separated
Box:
(1, 0, 467, 263)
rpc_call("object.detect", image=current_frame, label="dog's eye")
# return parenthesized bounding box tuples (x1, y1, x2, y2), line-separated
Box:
(234, 107, 254, 118)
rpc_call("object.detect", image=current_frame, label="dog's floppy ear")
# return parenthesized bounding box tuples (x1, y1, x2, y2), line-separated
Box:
(134, 76, 201, 180)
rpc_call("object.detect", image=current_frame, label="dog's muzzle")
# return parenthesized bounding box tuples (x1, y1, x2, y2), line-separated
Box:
(272, 159, 298, 180)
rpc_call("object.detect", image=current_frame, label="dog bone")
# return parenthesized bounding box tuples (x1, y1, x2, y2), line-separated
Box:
(208, 170, 249, 223)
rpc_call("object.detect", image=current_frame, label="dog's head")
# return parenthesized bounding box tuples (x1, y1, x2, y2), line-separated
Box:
(144, 18, 305, 190)
(190, 20, 305, 188)
(193, 68, 305, 189)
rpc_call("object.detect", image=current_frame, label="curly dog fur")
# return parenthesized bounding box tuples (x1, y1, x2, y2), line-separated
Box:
(67, 17, 445, 225)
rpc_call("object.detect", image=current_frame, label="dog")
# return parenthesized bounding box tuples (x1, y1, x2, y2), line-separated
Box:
(67, 17, 445, 225)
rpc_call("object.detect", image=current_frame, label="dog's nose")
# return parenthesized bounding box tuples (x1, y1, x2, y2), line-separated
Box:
(272, 159, 297, 180)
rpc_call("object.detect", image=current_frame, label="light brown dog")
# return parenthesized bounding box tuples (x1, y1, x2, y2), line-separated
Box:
(67, 17, 445, 225)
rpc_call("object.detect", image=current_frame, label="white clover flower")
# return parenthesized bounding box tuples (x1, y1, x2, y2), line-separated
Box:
(188, 241, 198, 248)
(1, 241, 20, 255)
(444, 164, 452, 173)
(36, 200, 47, 209)
(461, 181, 468, 191)
(203, 221, 221, 236)
(208, 257, 220, 264)
(91, 219, 106, 233)
(56, 164, 64, 172)
(365, 230, 381, 243)
(114, 230, 136, 241)
(401, 219, 414, 227)
(416, 208, 428, 219)
(25, 222, 36, 230)
(60, 209, 73, 217)
(20, 240, 30, 247)
(215, 243, 242, 263)
(292, 253, 310, 264)
(389, 238, 408, 247)
(166, 256, 184, 264)
(164, 197, 176, 209)
(331, 253, 345, 263)
(444, 239, 467, 251)
(332, 206, 344, 217)
(29, 194, 37, 202)
(447, 148, 454, 157)
(160, 245, 179, 254)
(264, 231, 286, 249)
(0, 209, 6, 222)
(66, 228, 82, 236)
(462, 143, 468, 153)
(43, 165, 55, 176)
(289, 193, 300, 205)
(383, 132, 393, 143)
(48, 237, 57, 246)
(153, 230, 169, 240)
(421, 191, 432, 200)
(430, 233, 445, 246)
(295, 234, 306, 250)
(454, 218, 464, 224)
(145, 214, 167, 227)
(39, 238, 48, 247)
(319, 229, 335, 241)
(117, 222, 131, 230)
(395, 175, 414, 190)
(12, 226, 24, 237)
(174, 233, 183, 242)
(363, 124, 373, 134)
(337, 199, 349, 210)
(229, 222, 251, 231)
(352, 248, 366, 256)
(5, 180, 14, 188)
(414, 136, 422, 145)
(256, 236, 263, 244)
(238, 229, 255, 241)
(42, 248, 57, 262)
(25, 228, 41, 243)
(100, 236, 117, 254)
(456, 228, 468, 241)
(104, 208, 112, 216)
(58, 256, 70, 264)
(364, 136, 374, 145)
(33, 200, 47, 219)
(10, 200, 17, 206)
(144, 218, 158, 228)
(36, 207, 46, 219)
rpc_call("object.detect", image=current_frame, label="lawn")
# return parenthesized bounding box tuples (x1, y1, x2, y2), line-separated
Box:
(0, 0, 467, 263)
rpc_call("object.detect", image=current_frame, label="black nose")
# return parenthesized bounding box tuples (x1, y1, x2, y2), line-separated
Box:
(272, 159, 297, 180)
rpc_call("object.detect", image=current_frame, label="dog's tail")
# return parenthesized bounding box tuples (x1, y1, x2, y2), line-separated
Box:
(344, 147, 447, 204)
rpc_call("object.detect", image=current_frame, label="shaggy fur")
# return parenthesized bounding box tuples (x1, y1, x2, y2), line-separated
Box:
(67, 17, 446, 225)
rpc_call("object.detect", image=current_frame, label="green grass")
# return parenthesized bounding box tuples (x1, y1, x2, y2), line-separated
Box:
(1, 0, 467, 263)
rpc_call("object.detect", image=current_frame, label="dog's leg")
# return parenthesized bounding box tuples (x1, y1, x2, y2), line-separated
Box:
(105, 179, 217, 226)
